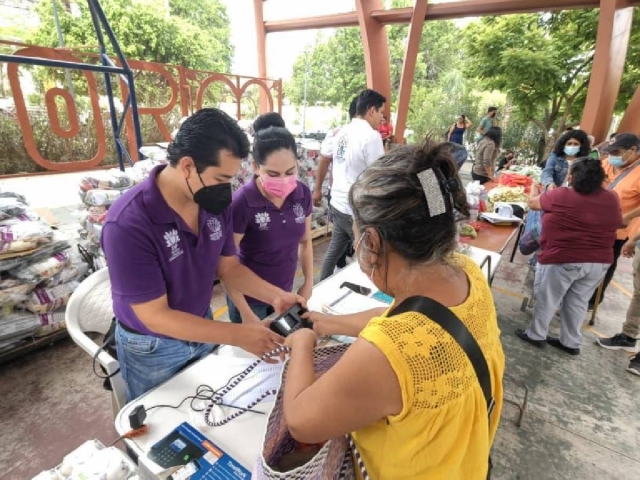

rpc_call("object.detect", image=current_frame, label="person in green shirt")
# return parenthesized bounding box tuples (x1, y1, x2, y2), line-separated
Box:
(476, 106, 498, 142)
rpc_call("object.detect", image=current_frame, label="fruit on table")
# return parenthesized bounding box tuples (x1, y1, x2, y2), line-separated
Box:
(487, 186, 528, 204)
(459, 223, 478, 239)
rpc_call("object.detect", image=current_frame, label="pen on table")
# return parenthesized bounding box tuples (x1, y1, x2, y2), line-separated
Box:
(329, 289, 352, 308)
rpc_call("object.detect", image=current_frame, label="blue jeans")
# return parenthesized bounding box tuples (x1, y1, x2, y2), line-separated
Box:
(320, 206, 355, 280)
(226, 295, 274, 324)
(115, 309, 216, 402)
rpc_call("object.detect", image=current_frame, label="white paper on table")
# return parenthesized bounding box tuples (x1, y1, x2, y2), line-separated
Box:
(480, 212, 523, 224)
(330, 290, 389, 314)
(325, 290, 388, 345)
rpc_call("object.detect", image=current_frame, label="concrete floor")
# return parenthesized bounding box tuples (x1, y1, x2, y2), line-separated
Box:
(1, 166, 639, 478)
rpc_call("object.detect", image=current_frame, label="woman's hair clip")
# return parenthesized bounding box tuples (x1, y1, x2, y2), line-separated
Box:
(441, 177, 460, 195)
(417, 169, 446, 217)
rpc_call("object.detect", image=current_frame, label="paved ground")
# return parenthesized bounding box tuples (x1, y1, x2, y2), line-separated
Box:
(1, 164, 639, 479)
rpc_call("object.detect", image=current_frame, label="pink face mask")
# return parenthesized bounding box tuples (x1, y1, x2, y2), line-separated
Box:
(260, 174, 297, 199)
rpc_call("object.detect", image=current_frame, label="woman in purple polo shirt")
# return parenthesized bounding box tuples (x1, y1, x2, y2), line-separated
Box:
(227, 114, 314, 323)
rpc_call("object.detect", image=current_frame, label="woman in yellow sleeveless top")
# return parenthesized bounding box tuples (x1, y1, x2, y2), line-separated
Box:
(282, 141, 505, 479)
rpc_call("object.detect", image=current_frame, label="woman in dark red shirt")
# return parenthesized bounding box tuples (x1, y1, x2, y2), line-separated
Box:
(516, 158, 622, 355)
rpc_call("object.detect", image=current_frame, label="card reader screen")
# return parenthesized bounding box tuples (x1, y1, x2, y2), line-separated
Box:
(275, 313, 298, 332)
(170, 438, 187, 452)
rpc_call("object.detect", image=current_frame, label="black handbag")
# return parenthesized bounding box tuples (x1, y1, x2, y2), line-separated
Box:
(388, 296, 496, 479)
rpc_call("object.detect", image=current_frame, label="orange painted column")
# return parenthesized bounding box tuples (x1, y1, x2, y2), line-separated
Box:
(618, 86, 640, 134)
(395, 0, 428, 144)
(253, 0, 269, 114)
(580, 0, 634, 143)
(355, 0, 392, 117)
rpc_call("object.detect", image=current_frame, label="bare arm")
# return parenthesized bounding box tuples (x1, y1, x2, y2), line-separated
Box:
(131, 295, 283, 357)
(218, 255, 304, 314)
(313, 155, 331, 207)
(623, 229, 640, 257)
(297, 216, 314, 300)
(623, 206, 640, 226)
(528, 183, 542, 211)
(225, 233, 261, 323)
(132, 295, 237, 343)
(304, 307, 387, 337)
(283, 330, 403, 444)
(447, 124, 455, 142)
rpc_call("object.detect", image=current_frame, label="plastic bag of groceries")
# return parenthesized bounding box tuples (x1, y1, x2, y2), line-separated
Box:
(80, 189, 125, 207)
(0, 190, 28, 204)
(519, 209, 542, 256)
(79, 169, 134, 192)
(23, 280, 80, 314)
(0, 239, 69, 272)
(34, 310, 67, 337)
(0, 311, 41, 341)
(0, 198, 28, 221)
(42, 262, 89, 289)
(83, 206, 108, 225)
(130, 158, 166, 184)
(0, 277, 35, 309)
(9, 251, 70, 284)
(139, 145, 168, 162)
(0, 220, 54, 254)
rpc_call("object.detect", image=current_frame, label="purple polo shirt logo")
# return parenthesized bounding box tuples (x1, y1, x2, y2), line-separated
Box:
(293, 203, 305, 224)
(207, 217, 223, 241)
(163, 229, 183, 262)
(254, 212, 271, 231)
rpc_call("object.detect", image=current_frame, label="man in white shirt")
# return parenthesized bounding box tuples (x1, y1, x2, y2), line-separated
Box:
(314, 97, 359, 271)
(313, 96, 359, 207)
(319, 89, 386, 280)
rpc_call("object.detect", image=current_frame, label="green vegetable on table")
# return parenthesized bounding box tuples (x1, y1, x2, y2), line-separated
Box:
(459, 223, 478, 239)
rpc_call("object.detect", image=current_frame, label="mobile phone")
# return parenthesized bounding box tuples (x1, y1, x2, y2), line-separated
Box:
(269, 304, 311, 337)
(340, 281, 371, 296)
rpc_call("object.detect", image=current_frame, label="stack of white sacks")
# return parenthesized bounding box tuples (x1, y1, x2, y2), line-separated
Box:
(0, 192, 89, 354)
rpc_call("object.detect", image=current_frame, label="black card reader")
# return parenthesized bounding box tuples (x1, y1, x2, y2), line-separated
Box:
(269, 304, 311, 337)
(148, 429, 205, 468)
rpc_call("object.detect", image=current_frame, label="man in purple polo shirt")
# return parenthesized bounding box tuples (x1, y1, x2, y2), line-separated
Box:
(101, 109, 302, 401)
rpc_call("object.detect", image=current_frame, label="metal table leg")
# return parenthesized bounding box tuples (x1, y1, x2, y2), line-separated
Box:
(479, 255, 493, 285)
(510, 223, 524, 263)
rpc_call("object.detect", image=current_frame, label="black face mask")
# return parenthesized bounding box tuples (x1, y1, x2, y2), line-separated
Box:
(187, 170, 232, 216)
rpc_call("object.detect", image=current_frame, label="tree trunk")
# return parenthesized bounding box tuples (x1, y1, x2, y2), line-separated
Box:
(537, 135, 546, 165)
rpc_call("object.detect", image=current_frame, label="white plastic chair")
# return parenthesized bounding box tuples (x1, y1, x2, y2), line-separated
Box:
(65, 268, 126, 415)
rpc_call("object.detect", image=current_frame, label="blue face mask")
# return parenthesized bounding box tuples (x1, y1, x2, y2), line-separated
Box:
(608, 156, 625, 168)
(564, 145, 580, 157)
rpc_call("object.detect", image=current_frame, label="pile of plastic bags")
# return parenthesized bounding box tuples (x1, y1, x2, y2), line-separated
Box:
(297, 141, 330, 230)
(33, 439, 140, 480)
(0, 190, 90, 354)
(77, 147, 168, 266)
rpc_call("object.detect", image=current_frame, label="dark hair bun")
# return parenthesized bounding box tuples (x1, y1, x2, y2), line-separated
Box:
(253, 112, 286, 134)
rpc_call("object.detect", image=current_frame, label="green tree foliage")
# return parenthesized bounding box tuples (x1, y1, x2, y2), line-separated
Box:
(465, 9, 640, 148)
(285, 17, 468, 125)
(31, 0, 232, 72)
(285, 28, 366, 108)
